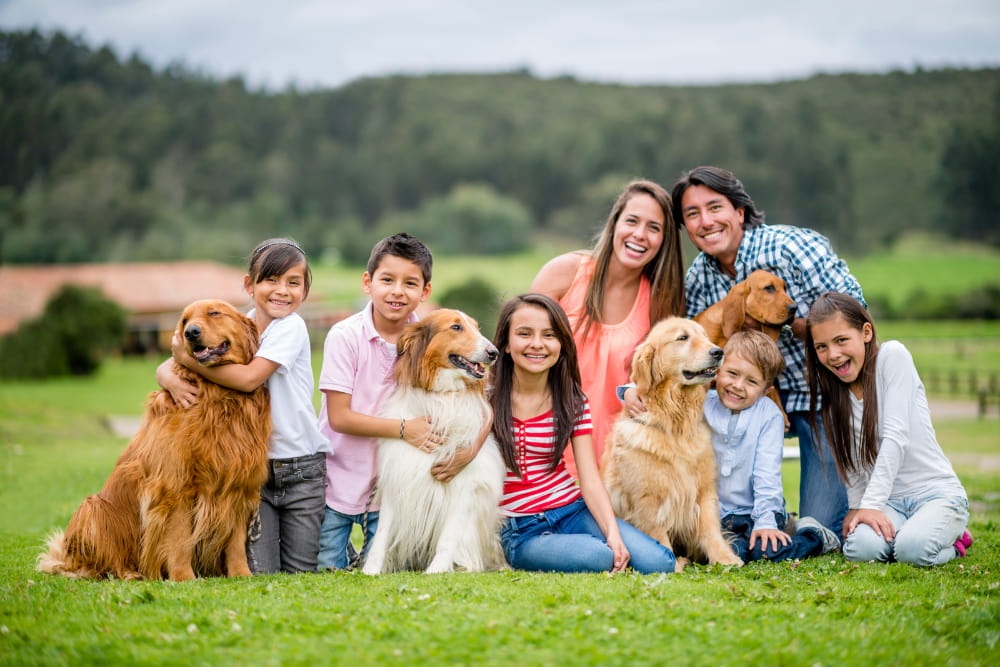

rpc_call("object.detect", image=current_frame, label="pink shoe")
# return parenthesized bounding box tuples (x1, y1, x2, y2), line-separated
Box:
(953, 530, 973, 557)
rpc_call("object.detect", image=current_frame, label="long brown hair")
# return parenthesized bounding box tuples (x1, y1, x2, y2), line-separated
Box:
(805, 293, 880, 481)
(581, 180, 685, 339)
(489, 294, 587, 477)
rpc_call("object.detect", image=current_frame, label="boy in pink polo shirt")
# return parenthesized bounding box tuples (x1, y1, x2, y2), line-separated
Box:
(316, 233, 438, 570)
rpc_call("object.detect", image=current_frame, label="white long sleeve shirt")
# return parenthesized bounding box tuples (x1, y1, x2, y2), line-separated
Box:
(848, 341, 966, 509)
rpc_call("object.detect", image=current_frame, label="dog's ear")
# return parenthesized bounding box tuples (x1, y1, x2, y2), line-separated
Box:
(395, 319, 433, 388)
(242, 311, 261, 358)
(630, 340, 658, 396)
(721, 280, 749, 339)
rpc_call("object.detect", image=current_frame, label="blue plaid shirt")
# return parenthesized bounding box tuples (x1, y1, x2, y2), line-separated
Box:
(685, 224, 865, 413)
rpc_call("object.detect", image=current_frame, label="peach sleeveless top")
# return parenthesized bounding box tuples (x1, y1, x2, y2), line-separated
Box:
(558, 254, 651, 477)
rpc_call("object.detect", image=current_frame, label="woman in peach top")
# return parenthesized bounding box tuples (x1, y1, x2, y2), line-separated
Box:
(530, 180, 685, 477)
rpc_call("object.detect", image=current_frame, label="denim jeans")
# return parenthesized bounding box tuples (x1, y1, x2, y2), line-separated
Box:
(317, 506, 379, 570)
(500, 498, 676, 574)
(786, 406, 848, 537)
(247, 452, 326, 574)
(843, 494, 969, 566)
(721, 512, 822, 563)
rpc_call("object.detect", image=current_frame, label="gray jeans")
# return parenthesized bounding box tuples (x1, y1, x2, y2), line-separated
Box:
(247, 452, 326, 574)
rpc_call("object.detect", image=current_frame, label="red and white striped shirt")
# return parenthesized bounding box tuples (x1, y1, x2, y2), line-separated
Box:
(500, 402, 592, 517)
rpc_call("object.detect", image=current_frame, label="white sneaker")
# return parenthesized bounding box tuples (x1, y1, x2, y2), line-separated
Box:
(796, 516, 842, 554)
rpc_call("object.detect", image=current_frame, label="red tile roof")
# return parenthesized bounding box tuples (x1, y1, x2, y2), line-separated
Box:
(0, 262, 250, 334)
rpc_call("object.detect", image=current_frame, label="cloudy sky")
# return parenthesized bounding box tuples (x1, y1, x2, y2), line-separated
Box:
(2, 0, 999, 90)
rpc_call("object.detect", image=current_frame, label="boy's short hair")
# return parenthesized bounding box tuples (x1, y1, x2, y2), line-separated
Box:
(723, 330, 785, 387)
(366, 233, 433, 284)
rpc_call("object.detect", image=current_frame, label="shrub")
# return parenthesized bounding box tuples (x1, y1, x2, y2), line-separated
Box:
(438, 277, 500, 340)
(0, 284, 126, 378)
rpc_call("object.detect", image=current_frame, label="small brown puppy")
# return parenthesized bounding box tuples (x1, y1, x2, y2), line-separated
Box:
(694, 270, 796, 344)
(694, 270, 795, 425)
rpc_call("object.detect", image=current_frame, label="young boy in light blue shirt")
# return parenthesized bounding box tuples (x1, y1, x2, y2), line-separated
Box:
(707, 330, 840, 561)
(619, 329, 840, 561)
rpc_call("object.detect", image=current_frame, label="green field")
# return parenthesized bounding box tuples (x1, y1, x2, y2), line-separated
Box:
(1, 355, 999, 665)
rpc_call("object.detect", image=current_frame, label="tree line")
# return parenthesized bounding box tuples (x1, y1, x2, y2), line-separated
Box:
(1, 28, 998, 266)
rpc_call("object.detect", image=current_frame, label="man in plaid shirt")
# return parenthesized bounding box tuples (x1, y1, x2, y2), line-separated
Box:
(673, 165, 865, 540)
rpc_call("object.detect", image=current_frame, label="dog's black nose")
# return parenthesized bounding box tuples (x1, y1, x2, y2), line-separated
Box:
(184, 324, 202, 341)
(486, 345, 498, 362)
(710, 347, 724, 361)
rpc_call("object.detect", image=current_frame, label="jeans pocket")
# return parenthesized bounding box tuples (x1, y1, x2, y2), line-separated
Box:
(298, 460, 326, 483)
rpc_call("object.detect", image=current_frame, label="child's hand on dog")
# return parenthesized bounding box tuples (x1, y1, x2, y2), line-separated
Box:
(623, 386, 647, 418)
(401, 416, 444, 452)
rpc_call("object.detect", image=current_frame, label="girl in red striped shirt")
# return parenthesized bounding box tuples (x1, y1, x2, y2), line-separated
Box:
(490, 294, 676, 573)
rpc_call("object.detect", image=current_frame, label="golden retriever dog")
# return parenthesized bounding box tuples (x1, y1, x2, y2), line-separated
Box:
(362, 309, 506, 575)
(602, 317, 742, 572)
(694, 269, 795, 425)
(38, 300, 271, 581)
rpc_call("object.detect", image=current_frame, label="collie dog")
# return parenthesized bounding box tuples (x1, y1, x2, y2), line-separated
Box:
(602, 317, 742, 571)
(38, 300, 271, 581)
(362, 309, 506, 574)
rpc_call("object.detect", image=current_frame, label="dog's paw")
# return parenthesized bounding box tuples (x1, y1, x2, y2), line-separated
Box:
(673, 556, 690, 573)
(425, 555, 455, 574)
(712, 554, 744, 567)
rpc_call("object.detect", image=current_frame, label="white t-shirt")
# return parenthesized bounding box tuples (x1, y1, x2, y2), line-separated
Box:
(250, 309, 329, 460)
(847, 340, 966, 509)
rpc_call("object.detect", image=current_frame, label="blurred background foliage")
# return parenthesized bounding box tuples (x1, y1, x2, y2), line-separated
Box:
(2, 28, 999, 269)
(0, 284, 126, 378)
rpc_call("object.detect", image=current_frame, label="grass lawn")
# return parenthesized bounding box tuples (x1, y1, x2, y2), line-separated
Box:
(1, 358, 998, 665)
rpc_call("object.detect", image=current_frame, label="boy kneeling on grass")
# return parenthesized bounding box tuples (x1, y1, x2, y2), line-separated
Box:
(705, 330, 841, 561)
(621, 329, 840, 562)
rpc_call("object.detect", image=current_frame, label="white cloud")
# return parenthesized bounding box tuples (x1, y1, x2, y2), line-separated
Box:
(1, 0, 998, 90)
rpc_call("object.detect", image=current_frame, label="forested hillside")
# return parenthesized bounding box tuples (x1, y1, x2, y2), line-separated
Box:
(2, 28, 998, 265)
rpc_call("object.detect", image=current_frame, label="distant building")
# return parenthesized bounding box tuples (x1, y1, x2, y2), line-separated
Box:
(0, 262, 340, 353)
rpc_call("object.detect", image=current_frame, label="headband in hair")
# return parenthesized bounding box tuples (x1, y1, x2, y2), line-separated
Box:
(253, 240, 305, 257)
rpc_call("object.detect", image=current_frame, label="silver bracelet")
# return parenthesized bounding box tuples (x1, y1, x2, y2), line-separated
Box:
(399, 418, 406, 439)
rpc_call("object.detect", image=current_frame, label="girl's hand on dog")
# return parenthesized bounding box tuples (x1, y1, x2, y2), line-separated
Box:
(749, 528, 791, 553)
(155, 357, 200, 408)
(430, 446, 476, 482)
(170, 332, 199, 371)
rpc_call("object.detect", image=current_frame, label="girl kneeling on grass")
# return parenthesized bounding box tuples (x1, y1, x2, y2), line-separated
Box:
(805, 292, 973, 566)
(490, 293, 676, 574)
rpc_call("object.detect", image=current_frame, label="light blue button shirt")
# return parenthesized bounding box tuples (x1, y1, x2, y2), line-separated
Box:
(705, 390, 787, 531)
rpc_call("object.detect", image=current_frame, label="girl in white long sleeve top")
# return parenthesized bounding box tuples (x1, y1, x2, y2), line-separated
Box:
(805, 293, 972, 566)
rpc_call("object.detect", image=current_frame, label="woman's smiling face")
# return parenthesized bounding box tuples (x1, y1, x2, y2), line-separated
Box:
(611, 192, 665, 272)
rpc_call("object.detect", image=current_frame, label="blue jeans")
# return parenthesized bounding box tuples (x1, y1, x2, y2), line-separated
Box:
(843, 494, 969, 566)
(317, 506, 379, 570)
(786, 406, 848, 537)
(722, 512, 822, 563)
(247, 453, 326, 575)
(500, 498, 676, 574)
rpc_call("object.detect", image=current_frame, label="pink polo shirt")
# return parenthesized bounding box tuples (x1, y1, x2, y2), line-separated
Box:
(317, 302, 418, 514)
